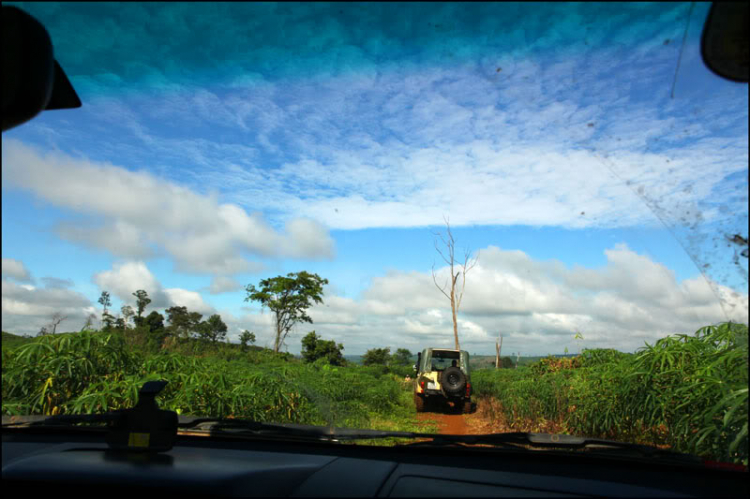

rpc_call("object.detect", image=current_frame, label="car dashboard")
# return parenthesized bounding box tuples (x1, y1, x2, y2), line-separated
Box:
(2, 429, 747, 497)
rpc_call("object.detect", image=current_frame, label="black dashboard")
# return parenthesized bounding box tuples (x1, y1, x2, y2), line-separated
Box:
(2, 429, 747, 497)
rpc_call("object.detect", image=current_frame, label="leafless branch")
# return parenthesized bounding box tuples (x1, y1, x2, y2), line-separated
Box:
(431, 263, 451, 300)
(49, 312, 67, 334)
(455, 249, 478, 311)
(433, 240, 451, 265)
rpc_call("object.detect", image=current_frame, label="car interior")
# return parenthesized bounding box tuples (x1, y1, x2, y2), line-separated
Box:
(2, 3, 748, 497)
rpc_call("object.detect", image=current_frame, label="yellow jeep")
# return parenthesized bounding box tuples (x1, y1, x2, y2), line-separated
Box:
(413, 348, 473, 414)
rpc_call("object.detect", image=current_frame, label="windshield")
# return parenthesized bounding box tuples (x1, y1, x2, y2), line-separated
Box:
(431, 351, 460, 371)
(2, 2, 747, 466)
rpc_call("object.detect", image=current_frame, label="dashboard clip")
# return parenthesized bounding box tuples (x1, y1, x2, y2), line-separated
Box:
(106, 381, 178, 453)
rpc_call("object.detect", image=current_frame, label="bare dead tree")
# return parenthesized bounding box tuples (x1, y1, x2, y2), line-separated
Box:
(431, 217, 479, 350)
(495, 333, 503, 369)
(49, 312, 67, 335)
(82, 313, 97, 331)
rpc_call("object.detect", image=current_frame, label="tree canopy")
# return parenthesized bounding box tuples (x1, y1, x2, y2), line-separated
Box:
(239, 330, 256, 351)
(301, 331, 345, 366)
(199, 314, 228, 344)
(392, 348, 413, 365)
(132, 289, 152, 324)
(165, 306, 202, 339)
(245, 271, 328, 353)
(362, 347, 391, 366)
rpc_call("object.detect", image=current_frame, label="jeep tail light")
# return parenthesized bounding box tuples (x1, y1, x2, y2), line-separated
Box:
(466, 382, 471, 396)
(420, 381, 425, 389)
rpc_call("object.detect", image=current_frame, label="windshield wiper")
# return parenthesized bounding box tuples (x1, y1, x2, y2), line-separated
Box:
(401, 432, 703, 464)
(177, 420, 700, 462)
(0, 414, 708, 465)
(2, 413, 116, 427)
(176, 417, 419, 443)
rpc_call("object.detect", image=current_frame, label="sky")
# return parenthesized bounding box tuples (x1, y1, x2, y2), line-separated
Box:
(2, 2, 748, 355)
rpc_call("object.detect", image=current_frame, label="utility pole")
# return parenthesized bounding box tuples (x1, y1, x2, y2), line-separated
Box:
(495, 333, 503, 369)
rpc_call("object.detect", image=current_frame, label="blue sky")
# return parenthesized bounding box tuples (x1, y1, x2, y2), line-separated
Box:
(2, 2, 748, 354)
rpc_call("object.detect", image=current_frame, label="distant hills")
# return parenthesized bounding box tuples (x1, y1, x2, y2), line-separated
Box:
(342, 353, 580, 368)
(2, 331, 34, 350)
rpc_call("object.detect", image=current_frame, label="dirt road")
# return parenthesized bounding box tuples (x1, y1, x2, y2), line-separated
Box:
(417, 409, 468, 435)
(417, 398, 512, 435)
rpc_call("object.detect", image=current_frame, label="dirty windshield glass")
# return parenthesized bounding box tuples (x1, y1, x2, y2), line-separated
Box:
(431, 351, 460, 371)
(2, 3, 748, 465)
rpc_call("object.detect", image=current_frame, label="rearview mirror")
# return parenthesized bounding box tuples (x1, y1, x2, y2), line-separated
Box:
(2, 6, 81, 132)
(701, 2, 749, 82)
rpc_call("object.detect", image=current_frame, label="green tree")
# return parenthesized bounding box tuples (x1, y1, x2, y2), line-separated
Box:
(239, 330, 256, 351)
(98, 291, 111, 318)
(121, 305, 135, 328)
(301, 331, 346, 366)
(101, 311, 115, 330)
(132, 290, 151, 325)
(145, 311, 165, 333)
(501, 356, 514, 369)
(362, 347, 391, 366)
(165, 306, 201, 339)
(199, 314, 228, 344)
(244, 271, 328, 353)
(392, 348, 412, 365)
(144, 311, 167, 350)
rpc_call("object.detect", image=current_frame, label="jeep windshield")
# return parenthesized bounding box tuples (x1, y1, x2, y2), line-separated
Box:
(430, 351, 460, 371)
(1, 2, 748, 468)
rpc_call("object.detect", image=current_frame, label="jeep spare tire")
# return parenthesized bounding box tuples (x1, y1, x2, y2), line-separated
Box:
(440, 366, 466, 396)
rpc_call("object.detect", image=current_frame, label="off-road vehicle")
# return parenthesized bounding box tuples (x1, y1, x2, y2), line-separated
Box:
(413, 348, 472, 413)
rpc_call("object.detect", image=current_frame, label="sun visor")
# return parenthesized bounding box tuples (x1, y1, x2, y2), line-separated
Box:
(45, 59, 82, 110)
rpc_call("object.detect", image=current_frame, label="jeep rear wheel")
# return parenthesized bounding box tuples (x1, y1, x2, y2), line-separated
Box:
(414, 394, 426, 413)
(440, 366, 467, 396)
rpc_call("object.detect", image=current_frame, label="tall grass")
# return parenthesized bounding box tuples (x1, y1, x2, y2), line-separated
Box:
(473, 322, 748, 464)
(1, 330, 429, 434)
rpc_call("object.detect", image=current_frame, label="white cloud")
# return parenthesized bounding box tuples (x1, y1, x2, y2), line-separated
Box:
(92, 261, 214, 314)
(2, 258, 33, 282)
(208, 276, 244, 294)
(278, 244, 748, 355)
(41, 277, 75, 289)
(2, 140, 335, 278)
(163, 288, 215, 315)
(93, 261, 165, 306)
(1, 279, 95, 335)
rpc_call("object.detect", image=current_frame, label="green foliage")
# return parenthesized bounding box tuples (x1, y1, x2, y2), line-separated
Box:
(301, 331, 346, 366)
(198, 314, 228, 344)
(165, 306, 202, 340)
(121, 305, 135, 327)
(501, 356, 514, 369)
(98, 291, 111, 315)
(362, 347, 391, 366)
(579, 348, 632, 367)
(244, 272, 328, 352)
(473, 323, 749, 465)
(239, 330, 256, 351)
(2, 331, 34, 351)
(530, 355, 581, 375)
(1, 330, 426, 435)
(101, 311, 116, 330)
(392, 348, 412, 366)
(132, 290, 151, 323)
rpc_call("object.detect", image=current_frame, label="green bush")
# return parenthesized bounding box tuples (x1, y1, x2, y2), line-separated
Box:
(473, 323, 748, 465)
(2, 330, 420, 432)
